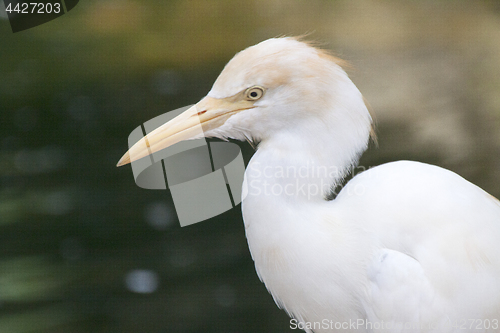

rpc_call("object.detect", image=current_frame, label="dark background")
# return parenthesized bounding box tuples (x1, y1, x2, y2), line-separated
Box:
(1, 1, 500, 332)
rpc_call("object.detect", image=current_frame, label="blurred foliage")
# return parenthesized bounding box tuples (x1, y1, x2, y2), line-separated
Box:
(0, 0, 500, 332)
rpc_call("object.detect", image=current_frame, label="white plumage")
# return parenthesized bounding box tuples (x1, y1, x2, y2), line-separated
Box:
(118, 37, 500, 332)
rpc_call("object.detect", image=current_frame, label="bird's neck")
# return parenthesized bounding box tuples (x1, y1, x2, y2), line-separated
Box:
(244, 127, 366, 202)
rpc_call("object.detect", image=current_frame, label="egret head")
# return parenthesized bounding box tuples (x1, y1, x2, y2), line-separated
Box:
(117, 37, 373, 167)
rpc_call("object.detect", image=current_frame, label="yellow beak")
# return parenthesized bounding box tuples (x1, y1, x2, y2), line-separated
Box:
(116, 96, 254, 167)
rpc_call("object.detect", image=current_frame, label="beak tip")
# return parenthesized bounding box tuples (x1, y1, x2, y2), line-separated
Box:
(116, 152, 131, 167)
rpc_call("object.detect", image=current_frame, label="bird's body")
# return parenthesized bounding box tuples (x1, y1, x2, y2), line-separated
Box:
(245, 158, 500, 332)
(118, 37, 500, 332)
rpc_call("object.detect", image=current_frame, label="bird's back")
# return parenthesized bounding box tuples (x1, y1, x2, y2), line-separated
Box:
(335, 160, 500, 332)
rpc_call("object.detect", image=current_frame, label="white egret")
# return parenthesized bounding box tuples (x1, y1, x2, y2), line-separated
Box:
(117, 37, 500, 332)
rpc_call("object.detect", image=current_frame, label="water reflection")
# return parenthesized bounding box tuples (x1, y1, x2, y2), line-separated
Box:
(60, 237, 85, 261)
(14, 146, 66, 174)
(144, 201, 175, 230)
(214, 284, 236, 308)
(125, 269, 159, 294)
(13, 107, 38, 132)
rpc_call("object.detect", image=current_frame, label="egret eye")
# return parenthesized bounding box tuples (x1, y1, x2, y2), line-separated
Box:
(245, 86, 265, 101)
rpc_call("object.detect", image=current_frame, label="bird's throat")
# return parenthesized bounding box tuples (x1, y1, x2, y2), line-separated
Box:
(243, 136, 360, 203)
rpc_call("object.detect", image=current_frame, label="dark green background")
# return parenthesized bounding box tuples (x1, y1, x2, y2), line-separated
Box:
(1, 1, 500, 332)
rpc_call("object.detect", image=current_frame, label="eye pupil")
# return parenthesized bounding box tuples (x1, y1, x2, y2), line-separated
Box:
(245, 86, 265, 100)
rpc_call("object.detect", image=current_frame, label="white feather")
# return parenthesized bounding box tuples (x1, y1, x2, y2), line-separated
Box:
(208, 37, 500, 332)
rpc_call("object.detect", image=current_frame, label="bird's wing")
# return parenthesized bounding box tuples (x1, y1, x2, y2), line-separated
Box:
(338, 161, 500, 332)
(362, 248, 450, 333)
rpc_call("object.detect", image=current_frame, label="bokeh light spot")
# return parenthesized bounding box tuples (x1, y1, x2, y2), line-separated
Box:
(125, 269, 159, 294)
